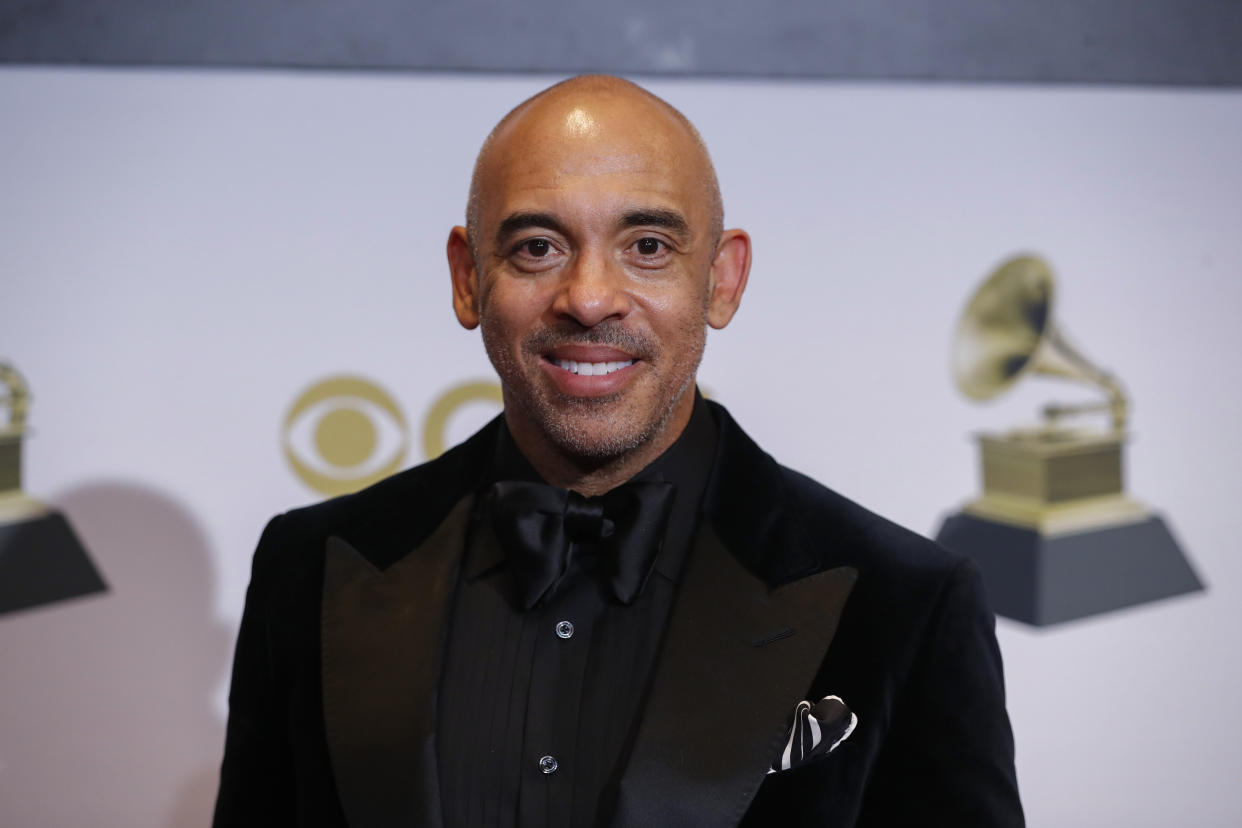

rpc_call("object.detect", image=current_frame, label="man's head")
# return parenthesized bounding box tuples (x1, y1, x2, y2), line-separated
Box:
(447, 75, 751, 485)
(463, 78, 725, 259)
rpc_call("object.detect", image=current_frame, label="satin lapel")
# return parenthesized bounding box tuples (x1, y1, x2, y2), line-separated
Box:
(321, 495, 473, 828)
(612, 526, 857, 828)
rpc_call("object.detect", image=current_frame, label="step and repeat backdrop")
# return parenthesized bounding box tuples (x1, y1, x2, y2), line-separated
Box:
(3, 67, 1241, 825)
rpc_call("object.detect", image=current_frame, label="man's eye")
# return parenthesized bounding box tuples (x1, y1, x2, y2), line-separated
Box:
(635, 237, 663, 256)
(522, 239, 552, 257)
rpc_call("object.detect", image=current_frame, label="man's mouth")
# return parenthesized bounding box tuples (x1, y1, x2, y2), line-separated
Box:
(536, 342, 645, 396)
(552, 359, 635, 377)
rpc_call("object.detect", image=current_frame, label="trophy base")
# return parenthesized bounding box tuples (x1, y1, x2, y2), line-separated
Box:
(935, 511, 1203, 626)
(0, 509, 107, 615)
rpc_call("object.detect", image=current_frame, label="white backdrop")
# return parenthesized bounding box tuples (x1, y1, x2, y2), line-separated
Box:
(3, 67, 1240, 826)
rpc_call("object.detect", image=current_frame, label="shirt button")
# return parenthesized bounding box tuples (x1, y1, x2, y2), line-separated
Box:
(555, 620, 574, 639)
(538, 755, 559, 774)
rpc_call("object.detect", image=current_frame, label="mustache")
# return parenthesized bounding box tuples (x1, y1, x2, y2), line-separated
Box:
(523, 321, 656, 359)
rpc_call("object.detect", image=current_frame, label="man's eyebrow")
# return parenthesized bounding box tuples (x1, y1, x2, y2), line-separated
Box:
(620, 209, 690, 237)
(496, 212, 566, 243)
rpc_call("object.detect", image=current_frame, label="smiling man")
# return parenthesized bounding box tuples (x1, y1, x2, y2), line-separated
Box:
(214, 76, 1023, 827)
(446, 77, 747, 495)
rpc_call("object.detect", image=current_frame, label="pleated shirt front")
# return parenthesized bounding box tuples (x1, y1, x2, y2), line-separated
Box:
(436, 397, 717, 827)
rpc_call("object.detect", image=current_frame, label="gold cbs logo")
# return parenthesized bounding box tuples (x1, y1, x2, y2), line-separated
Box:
(282, 376, 502, 496)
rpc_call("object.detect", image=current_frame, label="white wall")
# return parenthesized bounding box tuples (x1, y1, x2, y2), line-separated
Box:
(3, 66, 1240, 826)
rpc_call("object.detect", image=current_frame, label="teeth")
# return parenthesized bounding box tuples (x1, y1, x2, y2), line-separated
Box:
(555, 359, 634, 376)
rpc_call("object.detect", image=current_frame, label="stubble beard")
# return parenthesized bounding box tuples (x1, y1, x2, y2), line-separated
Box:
(481, 316, 706, 465)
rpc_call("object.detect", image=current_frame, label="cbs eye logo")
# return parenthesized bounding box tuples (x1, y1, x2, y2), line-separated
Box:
(282, 376, 410, 497)
(282, 375, 503, 496)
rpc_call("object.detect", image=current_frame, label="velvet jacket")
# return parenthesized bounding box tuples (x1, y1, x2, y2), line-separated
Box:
(214, 402, 1023, 827)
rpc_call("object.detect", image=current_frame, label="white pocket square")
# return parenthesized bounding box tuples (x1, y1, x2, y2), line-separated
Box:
(768, 695, 857, 775)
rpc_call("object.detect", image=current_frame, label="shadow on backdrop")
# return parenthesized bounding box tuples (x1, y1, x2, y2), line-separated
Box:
(0, 481, 229, 827)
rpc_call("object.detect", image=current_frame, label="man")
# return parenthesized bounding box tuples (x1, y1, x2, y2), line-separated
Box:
(214, 75, 1023, 827)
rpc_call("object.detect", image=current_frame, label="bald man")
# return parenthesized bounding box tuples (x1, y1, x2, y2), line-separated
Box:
(214, 76, 1023, 827)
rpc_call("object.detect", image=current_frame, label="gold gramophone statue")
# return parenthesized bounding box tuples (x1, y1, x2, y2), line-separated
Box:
(0, 361, 105, 615)
(935, 256, 1202, 626)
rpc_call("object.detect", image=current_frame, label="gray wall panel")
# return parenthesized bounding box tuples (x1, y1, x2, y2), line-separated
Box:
(2, 0, 1240, 85)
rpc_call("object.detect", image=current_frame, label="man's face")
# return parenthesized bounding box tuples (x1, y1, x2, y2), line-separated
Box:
(452, 93, 738, 464)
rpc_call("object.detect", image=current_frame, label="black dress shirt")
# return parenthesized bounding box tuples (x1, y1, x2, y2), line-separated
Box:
(436, 394, 717, 827)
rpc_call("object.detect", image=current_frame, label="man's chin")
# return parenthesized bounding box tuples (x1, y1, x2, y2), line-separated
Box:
(539, 408, 651, 462)
(502, 371, 691, 466)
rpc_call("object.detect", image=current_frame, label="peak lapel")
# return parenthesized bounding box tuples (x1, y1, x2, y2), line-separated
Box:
(612, 524, 857, 828)
(321, 495, 473, 828)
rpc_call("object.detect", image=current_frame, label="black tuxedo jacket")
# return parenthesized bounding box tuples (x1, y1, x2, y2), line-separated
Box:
(214, 402, 1023, 827)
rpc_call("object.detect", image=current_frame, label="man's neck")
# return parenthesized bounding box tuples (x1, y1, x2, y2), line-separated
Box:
(504, 393, 696, 497)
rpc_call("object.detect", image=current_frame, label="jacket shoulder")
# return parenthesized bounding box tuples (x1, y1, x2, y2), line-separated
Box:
(704, 400, 963, 589)
(778, 464, 964, 583)
(774, 462, 993, 639)
(257, 416, 498, 575)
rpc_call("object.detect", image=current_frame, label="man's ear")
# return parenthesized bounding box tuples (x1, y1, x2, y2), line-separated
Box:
(447, 226, 480, 330)
(706, 229, 752, 329)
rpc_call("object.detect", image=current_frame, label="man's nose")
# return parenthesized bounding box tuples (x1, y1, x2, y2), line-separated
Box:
(552, 249, 632, 327)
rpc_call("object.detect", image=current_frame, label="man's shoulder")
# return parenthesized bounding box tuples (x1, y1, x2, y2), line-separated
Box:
(708, 401, 965, 591)
(756, 446, 998, 675)
(778, 463, 963, 583)
(257, 415, 499, 573)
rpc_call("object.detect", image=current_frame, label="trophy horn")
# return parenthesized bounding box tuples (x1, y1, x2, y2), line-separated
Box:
(951, 255, 1128, 432)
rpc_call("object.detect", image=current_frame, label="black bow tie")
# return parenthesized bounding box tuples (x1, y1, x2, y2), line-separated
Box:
(483, 479, 676, 610)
